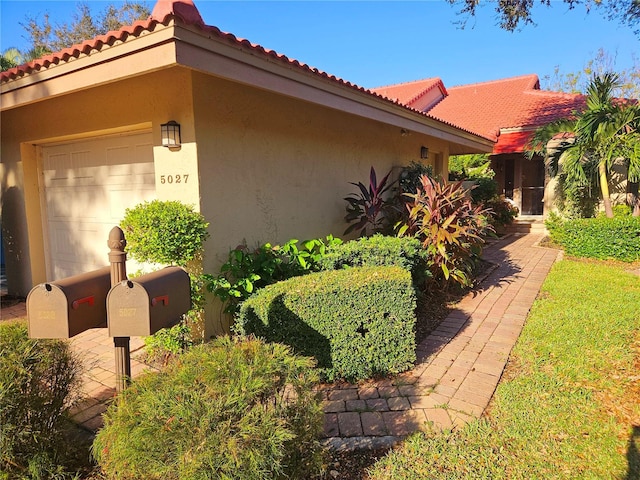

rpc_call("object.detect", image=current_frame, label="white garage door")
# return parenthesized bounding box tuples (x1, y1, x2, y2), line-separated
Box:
(42, 132, 155, 280)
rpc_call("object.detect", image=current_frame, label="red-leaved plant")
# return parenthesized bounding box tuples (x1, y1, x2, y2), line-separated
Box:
(344, 167, 396, 236)
(397, 175, 493, 289)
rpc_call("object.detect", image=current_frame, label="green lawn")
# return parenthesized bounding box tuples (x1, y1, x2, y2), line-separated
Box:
(368, 259, 640, 479)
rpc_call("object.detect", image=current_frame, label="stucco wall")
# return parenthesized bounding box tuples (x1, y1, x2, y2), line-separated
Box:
(2, 65, 451, 338)
(0, 67, 195, 295)
(190, 72, 451, 334)
(190, 71, 448, 270)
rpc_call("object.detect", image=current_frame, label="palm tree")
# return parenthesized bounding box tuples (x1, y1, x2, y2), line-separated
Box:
(0, 47, 24, 71)
(529, 72, 640, 217)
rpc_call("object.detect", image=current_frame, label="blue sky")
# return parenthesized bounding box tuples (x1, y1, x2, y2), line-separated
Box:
(1, 0, 638, 91)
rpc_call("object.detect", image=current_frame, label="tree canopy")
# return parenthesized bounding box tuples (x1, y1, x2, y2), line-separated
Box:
(1, 1, 150, 71)
(541, 49, 640, 99)
(446, 0, 640, 36)
(24, 1, 150, 53)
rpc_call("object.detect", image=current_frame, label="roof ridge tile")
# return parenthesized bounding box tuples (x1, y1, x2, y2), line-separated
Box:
(447, 73, 539, 90)
(373, 77, 442, 90)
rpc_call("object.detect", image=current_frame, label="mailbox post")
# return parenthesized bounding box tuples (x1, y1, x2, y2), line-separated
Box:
(27, 226, 191, 394)
(108, 226, 130, 393)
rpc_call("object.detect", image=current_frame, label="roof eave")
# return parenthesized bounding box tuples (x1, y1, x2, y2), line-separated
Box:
(0, 22, 179, 111)
(173, 24, 493, 151)
(1, 16, 494, 153)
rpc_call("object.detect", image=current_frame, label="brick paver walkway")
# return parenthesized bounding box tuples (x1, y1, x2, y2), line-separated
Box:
(320, 232, 561, 450)
(1, 233, 559, 441)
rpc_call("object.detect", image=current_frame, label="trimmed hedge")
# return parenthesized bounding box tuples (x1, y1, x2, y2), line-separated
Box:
(93, 337, 324, 480)
(317, 234, 430, 289)
(237, 266, 417, 382)
(556, 216, 640, 262)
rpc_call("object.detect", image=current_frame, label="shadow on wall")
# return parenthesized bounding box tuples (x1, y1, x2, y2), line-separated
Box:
(1, 186, 31, 296)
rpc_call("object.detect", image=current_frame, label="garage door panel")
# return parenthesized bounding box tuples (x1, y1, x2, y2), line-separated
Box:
(107, 162, 155, 179)
(46, 187, 105, 220)
(45, 165, 154, 188)
(71, 150, 95, 168)
(50, 223, 101, 259)
(42, 132, 155, 279)
(48, 222, 109, 278)
(105, 173, 155, 188)
(106, 141, 153, 163)
(134, 143, 153, 161)
(108, 186, 155, 220)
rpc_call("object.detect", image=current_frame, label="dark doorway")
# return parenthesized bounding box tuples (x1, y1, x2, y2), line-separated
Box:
(521, 159, 545, 215)
(504, 159, 515, 199)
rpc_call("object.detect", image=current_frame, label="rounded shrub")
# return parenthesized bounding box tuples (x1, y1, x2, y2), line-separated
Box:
(121, 200, 210, 355)
(317, 234, 431, 290)
(238, 266, 417, 382)
(0, 321, 82, 477)
(93, 337, 324, 480)
(120, 200, 209, 267)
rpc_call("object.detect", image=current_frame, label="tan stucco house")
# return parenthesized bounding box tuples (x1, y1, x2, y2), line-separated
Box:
(0, 0, 493, 333)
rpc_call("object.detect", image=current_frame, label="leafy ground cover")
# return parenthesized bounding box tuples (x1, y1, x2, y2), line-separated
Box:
(367, 258, 640, 479)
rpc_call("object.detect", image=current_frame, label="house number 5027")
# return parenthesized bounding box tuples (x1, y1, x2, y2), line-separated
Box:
(160, 174, 188, 184)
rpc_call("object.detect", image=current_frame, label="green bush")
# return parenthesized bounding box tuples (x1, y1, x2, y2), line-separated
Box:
(398, 161, 434, 196)
(484, 196, 519, 227)
(448, 154, 491, 180)
(237, 266, 417, 382)
(205, 235, 342, 316)
(556, 216, 640, 262)
(601, 203, 633, 218)
(0, 322, 82, 478)
(468, 176, 498, 205)
(121, 200, 210, 355)
(120, 200, 209, 268)
(93, 337, 324, 480)
(142, 322, 193, 365)
(544, 211, 566, 244)
(318, 234, 431, 290)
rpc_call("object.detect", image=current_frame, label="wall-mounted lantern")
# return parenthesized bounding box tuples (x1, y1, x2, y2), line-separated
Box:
(161, 121, 181, 149)
(420, 146, 429, 159)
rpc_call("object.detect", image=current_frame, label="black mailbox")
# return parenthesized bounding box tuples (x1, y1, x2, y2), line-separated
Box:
(107, 267, 191, 337)
(27, 266, 111, 339)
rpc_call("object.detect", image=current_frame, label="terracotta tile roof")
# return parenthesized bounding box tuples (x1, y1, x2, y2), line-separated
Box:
(427, 74, 587, 152)
(0, 15, 165, 82)
(373, 74, 588, 150)
(0, 0, 494, 144)
(151, 0, 204, 26)
(371, 78, 447, 108)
